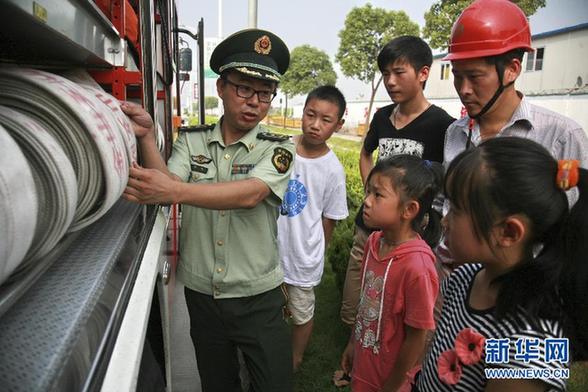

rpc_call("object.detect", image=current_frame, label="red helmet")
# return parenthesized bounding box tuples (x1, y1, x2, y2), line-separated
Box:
(443, 0, 533, 61)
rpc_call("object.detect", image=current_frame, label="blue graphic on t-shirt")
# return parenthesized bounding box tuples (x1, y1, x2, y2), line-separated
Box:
(280, 176, 307, 217)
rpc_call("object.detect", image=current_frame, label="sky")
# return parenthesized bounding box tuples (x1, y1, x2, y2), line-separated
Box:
(176, 0, 588, 103)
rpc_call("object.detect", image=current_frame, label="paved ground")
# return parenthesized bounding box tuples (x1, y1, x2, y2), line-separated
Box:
(170, 281, 200, 391)
(333, 132, 362, 142)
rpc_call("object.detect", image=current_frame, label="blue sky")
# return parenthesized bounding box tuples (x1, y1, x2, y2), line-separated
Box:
(177, 0, 588, 102)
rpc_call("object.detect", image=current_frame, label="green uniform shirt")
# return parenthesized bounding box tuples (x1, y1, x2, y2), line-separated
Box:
(167, 121, 294, 298)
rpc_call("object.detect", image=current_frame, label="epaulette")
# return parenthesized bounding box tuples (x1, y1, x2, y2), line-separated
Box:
(256, 131, 290, 142)
(178, 123, 215, 133)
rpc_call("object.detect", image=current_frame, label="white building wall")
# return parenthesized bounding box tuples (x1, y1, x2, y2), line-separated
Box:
(519, 29, 588, 94)
(427, 60, 458, 100)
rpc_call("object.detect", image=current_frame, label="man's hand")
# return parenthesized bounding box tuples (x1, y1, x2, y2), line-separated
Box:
(123, 163, 180, 205)
(120, 101, 155, 140)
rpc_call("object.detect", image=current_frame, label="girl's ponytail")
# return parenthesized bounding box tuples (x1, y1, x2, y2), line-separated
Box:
(368, 156, 445, 248)
(420, 160, 444, 248)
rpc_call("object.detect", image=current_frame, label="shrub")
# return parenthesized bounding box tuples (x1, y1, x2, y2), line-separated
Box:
(327, 147, 363, 292)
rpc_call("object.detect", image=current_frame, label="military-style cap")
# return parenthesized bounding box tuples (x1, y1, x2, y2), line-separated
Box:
(210, 29, 290, 82)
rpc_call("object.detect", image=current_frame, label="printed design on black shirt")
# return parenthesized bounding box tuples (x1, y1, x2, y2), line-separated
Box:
(378, 138, 424, 159)
(280, 175, 308, 217)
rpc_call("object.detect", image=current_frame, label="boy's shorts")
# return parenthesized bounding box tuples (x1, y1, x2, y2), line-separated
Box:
(285, 284, 315, 325)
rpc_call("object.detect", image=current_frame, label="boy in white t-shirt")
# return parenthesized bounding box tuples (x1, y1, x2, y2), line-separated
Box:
(278, 85, 349, 371)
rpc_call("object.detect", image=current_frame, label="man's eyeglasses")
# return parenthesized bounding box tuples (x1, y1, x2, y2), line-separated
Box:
(222, 78, 277, 103)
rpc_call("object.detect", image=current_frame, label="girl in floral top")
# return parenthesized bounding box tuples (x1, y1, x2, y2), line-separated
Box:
(340, 155, 443, 391)
(416, 137, 588, 391)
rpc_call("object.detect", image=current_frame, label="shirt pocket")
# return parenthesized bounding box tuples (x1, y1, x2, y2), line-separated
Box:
(230, 163, 256, 181)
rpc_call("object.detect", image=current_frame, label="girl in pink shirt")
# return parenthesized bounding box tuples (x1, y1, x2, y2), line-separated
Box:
(340, 155, 442, 391)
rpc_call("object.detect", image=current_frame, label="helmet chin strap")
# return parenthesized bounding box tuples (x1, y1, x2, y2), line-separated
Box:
(466, 62, 515, 149)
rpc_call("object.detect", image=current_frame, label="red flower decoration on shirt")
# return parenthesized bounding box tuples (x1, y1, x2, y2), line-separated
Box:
(455, 328, 486, 365)
(437, 349, 463, 385)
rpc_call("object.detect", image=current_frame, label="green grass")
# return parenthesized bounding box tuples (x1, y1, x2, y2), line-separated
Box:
(570, 362, 588, 391)
(293, 263, 351, 392)
(187, 115, 218, 125)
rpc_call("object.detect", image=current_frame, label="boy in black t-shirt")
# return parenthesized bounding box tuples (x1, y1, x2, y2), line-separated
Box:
(339, 35, 454, 331)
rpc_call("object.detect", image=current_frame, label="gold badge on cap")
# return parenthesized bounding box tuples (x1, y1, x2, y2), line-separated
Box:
(254, 35, 272, 55)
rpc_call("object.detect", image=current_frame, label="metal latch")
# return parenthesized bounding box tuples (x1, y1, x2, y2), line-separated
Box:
(161, 259, 171, 285)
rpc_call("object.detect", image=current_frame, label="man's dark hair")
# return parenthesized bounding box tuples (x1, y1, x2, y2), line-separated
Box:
(485, 48, 526, 81)
(485, 48, 526, 67)
(377, 35, 433, 86)
(304, 85, 347, 120)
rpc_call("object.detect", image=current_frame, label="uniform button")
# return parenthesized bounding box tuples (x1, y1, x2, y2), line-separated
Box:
(220, 211, 226, 217)
(217, 240, 224, 246)
(249, 143, 255, 149)
(214, 290, 221, 296)
(216, 267, 224, 273)
(224, 154, 231, 160)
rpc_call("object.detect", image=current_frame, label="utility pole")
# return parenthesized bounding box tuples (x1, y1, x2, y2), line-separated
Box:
(218, 0, 223, 38)
(248, 0, 257, 28)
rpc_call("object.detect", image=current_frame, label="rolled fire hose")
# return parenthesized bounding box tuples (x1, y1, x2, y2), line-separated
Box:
(0, 124, 38, 286)
(0, 68, 139, 286)
(0, 68, 130, 232)
(0, 106, 77, 274)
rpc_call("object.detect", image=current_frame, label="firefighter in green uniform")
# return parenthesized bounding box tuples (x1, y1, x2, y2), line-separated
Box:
(121, 28, 294, 392)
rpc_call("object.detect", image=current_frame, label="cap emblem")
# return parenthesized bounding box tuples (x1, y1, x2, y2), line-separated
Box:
(254, 35, 272, 55)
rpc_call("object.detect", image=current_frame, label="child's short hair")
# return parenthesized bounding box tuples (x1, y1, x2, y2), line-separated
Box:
(368, 155, 444, 247)
(377, 35, 433, 87)
(304, 85, 346, 120)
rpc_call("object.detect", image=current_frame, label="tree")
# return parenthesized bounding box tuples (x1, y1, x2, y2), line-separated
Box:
(336, 4, 419, 132)
(204, 96, 218, 113)
(279, 45, 337, 123)
(423, 0, 546, 50)
(280, 45, 337, 98)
